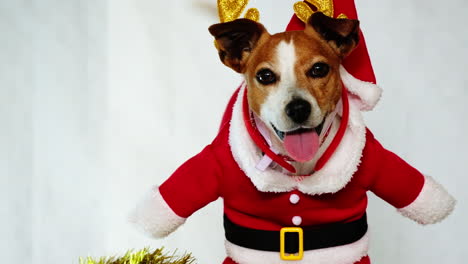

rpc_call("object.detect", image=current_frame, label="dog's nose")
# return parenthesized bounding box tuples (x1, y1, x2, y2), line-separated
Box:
(285, 99, 311, 124)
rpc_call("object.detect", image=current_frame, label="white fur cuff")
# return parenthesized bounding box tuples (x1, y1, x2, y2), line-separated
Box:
(398, 176, 456, 225)
(128, 186, 186, 238)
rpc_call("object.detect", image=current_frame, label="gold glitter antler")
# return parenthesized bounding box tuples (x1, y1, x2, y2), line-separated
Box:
(294, 0, 347, 23)
(217, 0, 259, 22)
(216, 0, 347, 26)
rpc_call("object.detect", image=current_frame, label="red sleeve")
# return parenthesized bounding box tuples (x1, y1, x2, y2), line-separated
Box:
(159, 145, 222, 218)
(361, 130, 425, 208)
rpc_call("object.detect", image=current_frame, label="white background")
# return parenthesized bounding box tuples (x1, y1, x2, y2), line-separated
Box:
(1, 0, 467, 263)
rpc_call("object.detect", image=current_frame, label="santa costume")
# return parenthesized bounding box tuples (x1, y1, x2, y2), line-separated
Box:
(129, 1, 456, 263)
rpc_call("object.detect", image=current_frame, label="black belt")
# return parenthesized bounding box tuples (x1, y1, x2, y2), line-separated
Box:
(224, 213, 367, 257)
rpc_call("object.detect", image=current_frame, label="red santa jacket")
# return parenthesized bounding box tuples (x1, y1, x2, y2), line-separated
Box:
(129, 68, 455, 264)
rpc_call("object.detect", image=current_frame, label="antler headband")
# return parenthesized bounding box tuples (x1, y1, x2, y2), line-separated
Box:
(216, 0, 347, 23)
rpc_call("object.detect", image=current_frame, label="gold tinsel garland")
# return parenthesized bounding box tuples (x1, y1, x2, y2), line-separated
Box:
(79, 248, 196, 264)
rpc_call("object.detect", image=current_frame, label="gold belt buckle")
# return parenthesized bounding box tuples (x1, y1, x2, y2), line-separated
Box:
(280, 227, 304, 260)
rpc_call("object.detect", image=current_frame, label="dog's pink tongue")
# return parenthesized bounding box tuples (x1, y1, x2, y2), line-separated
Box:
(284, 130, 319, 162)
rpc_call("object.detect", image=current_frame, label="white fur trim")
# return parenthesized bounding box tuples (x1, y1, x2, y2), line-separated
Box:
(340, 65, 382, 111)
(229, 84, 367, 195)
(128, 186, 186, 238)
(225, 231, 369, 264)
(398, 176, 456, 225)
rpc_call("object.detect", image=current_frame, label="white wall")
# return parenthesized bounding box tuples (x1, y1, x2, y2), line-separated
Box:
(1, 2, 33, 263)
(1, 0, 467, 263)
(1, 1, 108, 263)
(30, 1, 109, 263)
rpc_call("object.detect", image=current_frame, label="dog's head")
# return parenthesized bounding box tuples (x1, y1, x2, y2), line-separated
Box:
(209, 13, 359, 161)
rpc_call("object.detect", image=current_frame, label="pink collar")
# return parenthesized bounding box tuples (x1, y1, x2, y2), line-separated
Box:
(242, 85, 350, 174)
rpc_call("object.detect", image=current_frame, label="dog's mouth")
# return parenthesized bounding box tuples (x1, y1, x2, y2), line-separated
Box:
(271, 120, 324, 141)
(271, 120, 325, 162)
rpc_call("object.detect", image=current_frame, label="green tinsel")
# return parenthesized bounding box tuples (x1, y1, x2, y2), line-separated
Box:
(79, 248, 196, 264)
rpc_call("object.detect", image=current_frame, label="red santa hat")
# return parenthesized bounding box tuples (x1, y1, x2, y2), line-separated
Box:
(287, 0, 382, 111)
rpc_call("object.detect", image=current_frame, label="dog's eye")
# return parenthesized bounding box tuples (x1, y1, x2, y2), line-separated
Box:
(256, 69, 277, 85)
(308, 63, 330, 78)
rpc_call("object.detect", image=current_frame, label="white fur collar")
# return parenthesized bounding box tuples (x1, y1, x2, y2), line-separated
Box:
(228, 66, 381, 195)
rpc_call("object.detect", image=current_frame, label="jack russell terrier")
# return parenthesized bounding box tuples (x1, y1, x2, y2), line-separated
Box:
(130, 12, 455, 264)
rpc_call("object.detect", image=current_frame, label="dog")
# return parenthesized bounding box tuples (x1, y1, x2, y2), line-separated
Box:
(130, 12, 455, 264)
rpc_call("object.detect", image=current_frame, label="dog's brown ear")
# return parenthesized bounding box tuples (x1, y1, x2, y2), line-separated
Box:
(209, 19, 267, 73)
(307, 12, 360, 58)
